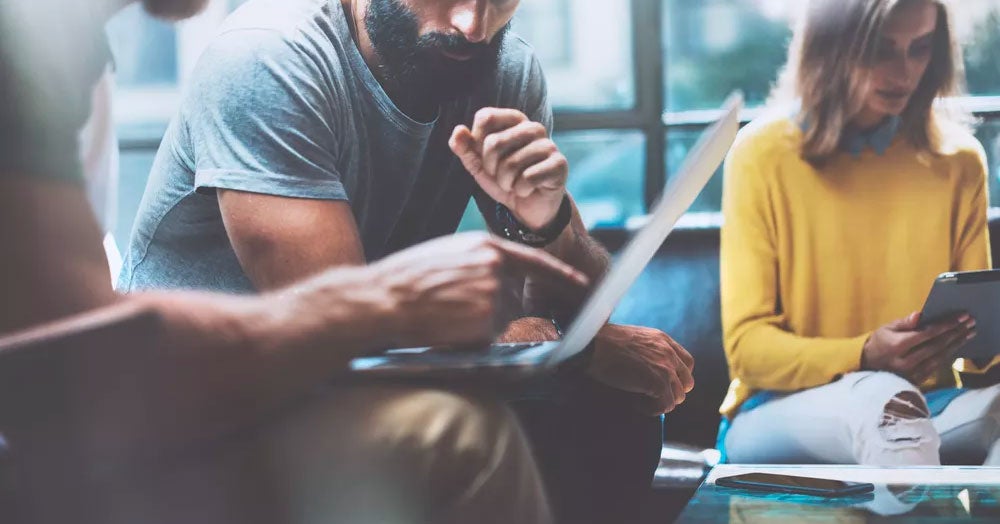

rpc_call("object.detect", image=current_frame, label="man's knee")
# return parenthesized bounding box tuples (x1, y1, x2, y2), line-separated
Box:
(367, 389, 527, 491)
(849, 372, 940, 465)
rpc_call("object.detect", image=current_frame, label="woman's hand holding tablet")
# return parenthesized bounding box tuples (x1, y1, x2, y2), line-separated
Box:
(920, 270, 1000, 361)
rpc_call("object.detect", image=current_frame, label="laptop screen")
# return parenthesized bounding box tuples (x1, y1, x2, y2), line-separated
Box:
(545, 92, 743, 366)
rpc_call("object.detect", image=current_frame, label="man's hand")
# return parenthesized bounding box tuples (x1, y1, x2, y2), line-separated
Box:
(862, 311, 976, 385)
(449, 108, 568, 231)
(586, 324, 695, 416)
(371, 232, 588, 347)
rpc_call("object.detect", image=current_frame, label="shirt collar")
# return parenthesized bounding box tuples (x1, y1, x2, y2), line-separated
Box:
(797, 112, 902, 157)
(841, 115, 901, 157)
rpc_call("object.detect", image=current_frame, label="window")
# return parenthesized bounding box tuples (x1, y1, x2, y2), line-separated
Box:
(106, 5, 178, 88)
(958, 1, 1000, 98)
(658, 0, 1000, 214)
(513, 0, 635, 111)
(663, 0, 792, 112)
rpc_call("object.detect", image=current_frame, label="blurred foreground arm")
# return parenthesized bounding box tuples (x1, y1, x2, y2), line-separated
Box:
(0, 177, 586, 456)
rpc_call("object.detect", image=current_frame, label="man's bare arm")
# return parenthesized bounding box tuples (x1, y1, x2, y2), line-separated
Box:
(0, 177, 398, 454)
(545, 201, 610, 278)
(218, 190, 365, 291)
(0, 177, 118, 333)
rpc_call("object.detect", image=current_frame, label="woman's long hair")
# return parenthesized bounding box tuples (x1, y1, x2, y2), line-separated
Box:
(770, 0, 973, 166)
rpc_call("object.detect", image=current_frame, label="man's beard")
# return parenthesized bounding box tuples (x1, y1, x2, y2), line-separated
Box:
(142, 0, 210, 21)
(364, 0, 508, 107)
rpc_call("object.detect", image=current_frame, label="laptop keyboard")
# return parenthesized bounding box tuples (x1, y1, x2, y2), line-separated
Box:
(491, 342, 545, 355)
(438, 342, 546, 356)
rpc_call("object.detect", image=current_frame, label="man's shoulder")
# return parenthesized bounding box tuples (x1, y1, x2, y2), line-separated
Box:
(497, 32, 540, 73)
(205, 0, 345, 69)
(188, 0, 349, 99)
(477, 32, 547, 117)
(219, 0, 335, 36)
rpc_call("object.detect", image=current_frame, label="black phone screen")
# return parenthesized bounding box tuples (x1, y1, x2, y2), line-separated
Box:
(716, 473, 874, 496)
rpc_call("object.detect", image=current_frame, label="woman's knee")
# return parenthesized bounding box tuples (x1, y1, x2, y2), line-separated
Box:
(848, 372, 940, 465)
(938, 385, 1000, 464)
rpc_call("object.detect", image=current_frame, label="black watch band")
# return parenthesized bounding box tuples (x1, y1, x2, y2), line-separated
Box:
(493, 194, 572, 247)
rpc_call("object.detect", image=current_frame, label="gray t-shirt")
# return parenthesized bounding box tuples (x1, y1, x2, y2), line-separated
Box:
(119, 0, 551, 293)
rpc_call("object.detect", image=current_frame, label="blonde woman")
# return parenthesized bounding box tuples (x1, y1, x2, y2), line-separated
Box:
(719, 0, 1000, 465)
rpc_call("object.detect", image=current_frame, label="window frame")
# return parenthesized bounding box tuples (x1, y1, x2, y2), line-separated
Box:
(550, 0, 1000, 219)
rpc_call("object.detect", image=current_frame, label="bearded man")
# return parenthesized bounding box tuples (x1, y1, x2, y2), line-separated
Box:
(117, 0, 696, 521)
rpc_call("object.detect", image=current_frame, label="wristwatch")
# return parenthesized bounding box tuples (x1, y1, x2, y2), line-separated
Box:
(493, 194, 572, 247)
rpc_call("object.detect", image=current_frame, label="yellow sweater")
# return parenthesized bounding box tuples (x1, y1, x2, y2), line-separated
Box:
(719, 116, 992, 418)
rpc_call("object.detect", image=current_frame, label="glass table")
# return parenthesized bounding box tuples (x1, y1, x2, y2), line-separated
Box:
(676, 465, 1000, 523)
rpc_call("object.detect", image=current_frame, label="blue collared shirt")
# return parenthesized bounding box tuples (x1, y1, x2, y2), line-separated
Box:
(841, 115, 901, 156)
(797, 113, 902, 157)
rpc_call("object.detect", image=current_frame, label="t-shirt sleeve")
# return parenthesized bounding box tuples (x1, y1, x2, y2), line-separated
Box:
(0, 1, 108, 184)
(185, 28, 346, 201)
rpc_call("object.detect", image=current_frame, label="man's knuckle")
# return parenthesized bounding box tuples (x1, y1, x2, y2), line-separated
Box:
(482, 248, 503, 267)
(476, 109, 494, 125)
(481, 278, 500, 296)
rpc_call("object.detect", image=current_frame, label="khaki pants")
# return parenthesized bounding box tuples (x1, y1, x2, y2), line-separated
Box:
(96, 385, 552, 524)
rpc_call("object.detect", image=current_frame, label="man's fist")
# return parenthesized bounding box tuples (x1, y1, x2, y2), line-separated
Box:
(449, 108, 568, 231)
(587, 324, 696, 416)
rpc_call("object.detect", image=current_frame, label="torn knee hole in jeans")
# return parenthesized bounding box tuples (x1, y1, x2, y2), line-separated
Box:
(880, 392, 932, 443)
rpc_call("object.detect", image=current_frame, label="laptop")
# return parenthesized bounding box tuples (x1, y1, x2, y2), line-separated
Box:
(349, 92, 743, 382)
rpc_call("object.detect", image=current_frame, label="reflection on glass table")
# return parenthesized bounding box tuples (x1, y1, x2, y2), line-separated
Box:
(677, 465, 1000, 523)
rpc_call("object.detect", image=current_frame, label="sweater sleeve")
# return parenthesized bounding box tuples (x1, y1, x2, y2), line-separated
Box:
(720, 135, 869, 392)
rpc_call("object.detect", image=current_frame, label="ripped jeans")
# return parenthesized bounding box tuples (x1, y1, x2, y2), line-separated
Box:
(724, 372, 1000, 465)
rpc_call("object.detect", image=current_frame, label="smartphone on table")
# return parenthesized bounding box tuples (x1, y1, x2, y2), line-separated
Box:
(715, 473, 875, 498)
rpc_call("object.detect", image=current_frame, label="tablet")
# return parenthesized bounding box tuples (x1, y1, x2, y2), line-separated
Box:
(919, 270, 1000, 360)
